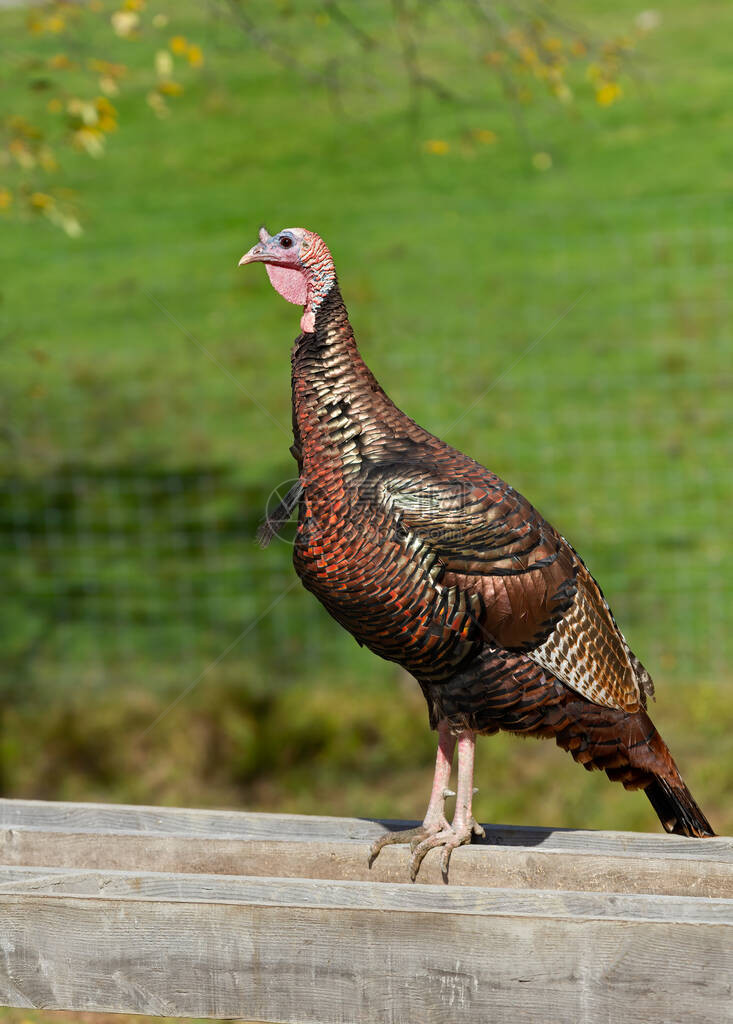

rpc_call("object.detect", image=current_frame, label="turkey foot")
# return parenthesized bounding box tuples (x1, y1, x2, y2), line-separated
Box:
(368, 721, 455, 868)
(369, 727, 485, 881)
(408, 812, 485, 881)
(409, 731, 484, 881)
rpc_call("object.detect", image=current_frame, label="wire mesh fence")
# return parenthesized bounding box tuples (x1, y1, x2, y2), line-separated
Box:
(1, 193, 731, 709)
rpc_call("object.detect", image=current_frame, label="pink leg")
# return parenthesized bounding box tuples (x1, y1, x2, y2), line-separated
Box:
(368, 721, 456, 866)
(422, 721, 457, 828)
(453, 730, 481, 831)
(409, 729, 485, 881)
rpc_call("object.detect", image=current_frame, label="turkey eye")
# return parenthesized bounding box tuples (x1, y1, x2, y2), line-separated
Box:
(279, 236, 293, 249)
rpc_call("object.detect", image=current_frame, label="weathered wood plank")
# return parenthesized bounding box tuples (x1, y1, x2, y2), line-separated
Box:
(1, 864, 733, 921)
(1, 799, 731, 897)
(0, 867, 731, 1024)
(3, 828, 733, 897)
(3, 798, 732, 857)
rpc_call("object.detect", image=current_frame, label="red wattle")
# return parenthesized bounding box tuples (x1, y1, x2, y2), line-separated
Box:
(266, 264, 308, 306)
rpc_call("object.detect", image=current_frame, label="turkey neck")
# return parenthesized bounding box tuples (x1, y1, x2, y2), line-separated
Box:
(291, 281, 397, 480)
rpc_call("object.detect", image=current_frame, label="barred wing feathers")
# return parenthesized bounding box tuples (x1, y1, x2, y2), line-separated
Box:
(379, 464, 645, 714)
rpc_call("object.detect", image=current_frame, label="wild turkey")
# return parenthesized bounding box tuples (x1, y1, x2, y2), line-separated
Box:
(240, 226, 714, 879)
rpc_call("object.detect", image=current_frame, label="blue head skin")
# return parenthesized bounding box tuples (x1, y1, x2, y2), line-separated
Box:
(240, 225, 336, 333)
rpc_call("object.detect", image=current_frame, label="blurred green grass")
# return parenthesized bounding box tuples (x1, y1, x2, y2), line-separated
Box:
(0, 1010, 239, 1024)
(0, 0, 731, 837)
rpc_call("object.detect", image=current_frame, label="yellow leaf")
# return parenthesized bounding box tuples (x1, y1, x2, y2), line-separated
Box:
(30, 191, 54, 210)
(635, 10, 661, 32)
(48, 54, 73, 70)
(596, 81, 622, 106)
(95, 96, 117, 117)
(99, 76, 120, 96)
(60, 214, 83, 238)
(67, 99, 99, 125)
(111, 11, 139, 38)
(9, 140, 35, 170)
(542, 36, 563, 53)
(45, 205, 83, 237)
(10, 116, 41, 140)
(73, 127, 105, 157)
(147, 90, 169, 118)
(39, 146, 58, 171)
(88, 59, 126, 78)
(187, 44, 203, 68)
(159, 80, 183, 96)
(155, 50, 173, 77)
(483, 50, 506, 66)
(423, 139, 450, 155)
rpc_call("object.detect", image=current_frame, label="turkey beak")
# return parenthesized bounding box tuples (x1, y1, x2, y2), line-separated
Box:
(238, 225, 272, 266)
(239, 244, 264, 266)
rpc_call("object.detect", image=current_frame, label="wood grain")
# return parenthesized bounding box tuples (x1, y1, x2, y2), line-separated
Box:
(0, 801, 731, 1022)
(1, 799, 731, 897)
(0, 866, 731, 1024)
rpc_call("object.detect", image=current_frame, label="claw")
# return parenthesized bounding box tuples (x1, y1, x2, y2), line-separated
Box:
(409, 832, 443, 879)
(440, 844, 455, 879)
(370, 816, 483, 881)
(368, 826, 425, 867)
(408, 822, 477, 882)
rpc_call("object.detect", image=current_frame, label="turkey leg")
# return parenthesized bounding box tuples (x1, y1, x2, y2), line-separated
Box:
(369, 724, 485, 880)
(409, 729, 486, 880)
(368, 720, 456, 866)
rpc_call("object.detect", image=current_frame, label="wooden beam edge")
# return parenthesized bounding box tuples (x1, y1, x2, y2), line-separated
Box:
(1, 829, 732, 897)
(0, 865, 732, 926)
(1, 799, 731, 858)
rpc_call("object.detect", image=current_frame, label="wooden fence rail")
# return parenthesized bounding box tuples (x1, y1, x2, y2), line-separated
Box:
(0, 799, 731, 1023)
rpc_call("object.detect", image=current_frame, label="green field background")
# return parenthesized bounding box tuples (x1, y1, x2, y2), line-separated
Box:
(1, 0, 731, 845)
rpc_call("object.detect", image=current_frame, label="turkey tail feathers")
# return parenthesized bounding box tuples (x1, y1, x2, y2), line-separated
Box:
(553, 695, 716, 838)
(437, 647, 716, 838)
(644, 775, 715, 838)
(638, 715, 715, 837)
